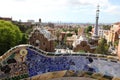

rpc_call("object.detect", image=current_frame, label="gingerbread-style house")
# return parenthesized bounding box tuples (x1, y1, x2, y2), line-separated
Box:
(29, 26, 56, 52)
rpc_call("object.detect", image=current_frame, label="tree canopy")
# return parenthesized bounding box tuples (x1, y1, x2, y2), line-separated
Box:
(85, 26, 92, 38)
(0, 20, 22, 56)
(102, 25, 111, 30)
(95, 38, 109, 54)
(85, 26, 92, 33)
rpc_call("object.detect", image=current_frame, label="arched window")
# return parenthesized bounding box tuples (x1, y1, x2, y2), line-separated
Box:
(35, 40, 40, 47)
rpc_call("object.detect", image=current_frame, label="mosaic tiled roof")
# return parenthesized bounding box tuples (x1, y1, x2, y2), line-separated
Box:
(72, 35, 87, 48)
(30, 26, 56, 41)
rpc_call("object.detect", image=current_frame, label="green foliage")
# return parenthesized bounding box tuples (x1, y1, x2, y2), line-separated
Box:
(62, 28, 78, 35)
(74, 28, 78, 35)
(20, 33, 28, 44)
(0, 20, 22, 56)
(62, 28, 67, 32)
(114, 40, 119, 46)
(15, 22, 33, 33)
(26, 28, 33, 34)
(63, 35, 67, 45)
(95, 38, 109, 54)
(85, 26, 92, 38)
(79, 50, 85, 53)
(69, 28, 78, 35)
(102, 25, 111, 30)
(54, 41, 58, 47)
(56, 30, 61, 41)
(85, 26, 92, 33)
(67, 33, 73, 37)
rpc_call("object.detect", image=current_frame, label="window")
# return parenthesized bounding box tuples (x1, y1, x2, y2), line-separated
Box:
(35, 40, 40, 47)
(43, 42, 45, 45)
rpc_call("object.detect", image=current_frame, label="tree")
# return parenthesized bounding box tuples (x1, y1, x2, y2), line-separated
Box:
(56, 30, 60, 41)
(85, 26, 92, 33)
(14, 21, 33, 33)
(20, 33, 28, 44)
(63, 34, 67, 45)
(67, 33, 72, 37)
(0, 20, 22, 56)
(62, 28, 67, 32)
(73, 28, 78, 35)
(102, 25, 111, 30)
(114, 40, 119, 47)
(85, 26, 92, 37)
(95, 38, 109, 54)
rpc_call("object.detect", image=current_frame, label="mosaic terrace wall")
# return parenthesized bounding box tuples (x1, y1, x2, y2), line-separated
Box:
(0, 45, 120, 80)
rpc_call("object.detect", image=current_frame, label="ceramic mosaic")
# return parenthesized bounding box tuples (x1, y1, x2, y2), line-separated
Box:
(0, 45, 120, 80)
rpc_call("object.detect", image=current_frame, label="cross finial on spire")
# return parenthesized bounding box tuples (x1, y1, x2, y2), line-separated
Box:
(97, 5, 100, 12)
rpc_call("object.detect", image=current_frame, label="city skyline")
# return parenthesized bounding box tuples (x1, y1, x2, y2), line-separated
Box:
(0, 0, 120, 23)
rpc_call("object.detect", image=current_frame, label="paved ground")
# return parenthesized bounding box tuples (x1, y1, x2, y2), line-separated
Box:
(51, 77, 95, 80)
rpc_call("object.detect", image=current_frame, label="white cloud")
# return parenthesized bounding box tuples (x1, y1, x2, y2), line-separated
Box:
(68, 0, 109, 7)
(103, 5, 120, 15)
(68, 0, 120, 15)
(0, 0, 120, 22)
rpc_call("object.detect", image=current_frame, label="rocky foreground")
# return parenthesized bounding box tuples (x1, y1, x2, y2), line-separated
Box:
(26, 70, 120, 80)
(51, 77, 93, 80)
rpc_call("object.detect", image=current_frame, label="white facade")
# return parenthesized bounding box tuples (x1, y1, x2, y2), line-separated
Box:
(98, 29, 109, 38)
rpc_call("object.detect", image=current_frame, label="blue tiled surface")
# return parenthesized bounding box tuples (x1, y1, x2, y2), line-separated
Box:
(26, 48, 120, 77)
(26, 49, 90, 77)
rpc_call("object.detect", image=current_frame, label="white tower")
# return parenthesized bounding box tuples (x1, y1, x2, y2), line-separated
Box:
(92, 5, 100, 40)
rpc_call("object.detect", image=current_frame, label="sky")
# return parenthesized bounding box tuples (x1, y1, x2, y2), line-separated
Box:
(0, 0, 120, 23)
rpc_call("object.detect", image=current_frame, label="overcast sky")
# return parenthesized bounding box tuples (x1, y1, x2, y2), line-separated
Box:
(0, 0, 120, 23)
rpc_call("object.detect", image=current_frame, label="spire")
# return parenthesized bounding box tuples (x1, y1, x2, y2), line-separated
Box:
(92, 5, 100, 40)
(38, 18, 41, 27)
(95, 5, 99, 35)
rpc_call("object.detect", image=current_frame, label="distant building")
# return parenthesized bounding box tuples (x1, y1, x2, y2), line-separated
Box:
(98, 29, 109, 38)
(108, 22, 120, 44)
(78, 28, 85, 36)
(88, 26, 107, 38)
(0, 17, 12, 21)
(118, 33, 120, 60)
(72, 35, 96, 53)
(66, 35, 77, 49)
(103, 22, 120, 45)
(27, 20, 35, 24)
(59, 31, 75, 41)
(45, 27, 56, 36)
(73, 28, 96, 53)
(29, 19, 56, 52)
